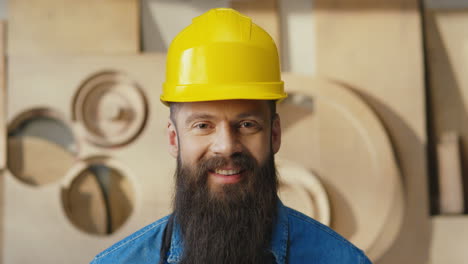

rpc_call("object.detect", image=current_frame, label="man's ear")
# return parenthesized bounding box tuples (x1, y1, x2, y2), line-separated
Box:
(167, 119, 179, 158)
(272, 114, 281, 154)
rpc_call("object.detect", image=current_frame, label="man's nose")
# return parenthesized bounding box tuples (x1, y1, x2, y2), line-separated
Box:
(210, 123, 241, 156)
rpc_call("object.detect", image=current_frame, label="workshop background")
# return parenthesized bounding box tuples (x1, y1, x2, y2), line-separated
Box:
(0, 0, 465, 263)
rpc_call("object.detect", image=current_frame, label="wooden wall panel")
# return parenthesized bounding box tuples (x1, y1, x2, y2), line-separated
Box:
(8, 0, 140, 55)
(4, 54, 173, 264)
(0, 20, 5, 264)
(0, 21, 5, 169)
(425, 9, 468, 212)
(430, 216, 468, 264)
(314, 1, 428, 263)
(278, 74, 404, 261)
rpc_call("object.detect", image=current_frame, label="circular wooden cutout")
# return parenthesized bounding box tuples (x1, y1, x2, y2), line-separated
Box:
(61, 159, 135, 236)
(277, 73, 404, 260)
(7, 136, 75, 186)
(277, 159, 330, 226)
(73, 71, 147, 147)
(62, 168, 108, 235)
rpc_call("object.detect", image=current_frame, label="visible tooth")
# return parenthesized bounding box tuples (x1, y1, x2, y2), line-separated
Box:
(215, 169, 240, 175)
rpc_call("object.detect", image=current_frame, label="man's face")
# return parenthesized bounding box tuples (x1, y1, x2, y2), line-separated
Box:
(168, 100, 281, 263)
(167, 99, 281, 192)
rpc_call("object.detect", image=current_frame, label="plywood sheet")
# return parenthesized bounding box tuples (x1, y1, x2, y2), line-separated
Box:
(230, 0, 281, 51)
(437, 132, 464, 214)
(278, 73, 404, 261)
(63, 168, 108, 235)
(5, 54, 174, 264)
(7, 136, 75, 186)
(277, 0, 315, 74)
(0, 21, 6, 264)
(314, 1, 428, 263)
(0, 21, 5, 169)
(277, 159, 330, 226)
(8, 0, 140, 55)
(425, 10, 468, 215)
(430, 216, 468, 264)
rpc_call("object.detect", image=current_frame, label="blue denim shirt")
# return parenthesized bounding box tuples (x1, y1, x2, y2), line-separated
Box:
(91, 200, 372, 264)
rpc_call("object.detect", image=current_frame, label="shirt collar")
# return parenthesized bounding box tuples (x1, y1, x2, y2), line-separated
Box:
(167, 199, 289, 264)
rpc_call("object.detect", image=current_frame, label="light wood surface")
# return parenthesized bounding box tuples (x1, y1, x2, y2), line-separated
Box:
(314, 1, 428, 262)
(278, 73, 404, 261)
(63, 167, 108, 235)
(425, 9, 468, 216)
(7, 136, 75, 186)
(72, 72, 148, 147)
(8, 0, 140, 55)
(277, 158, 330, 226)
(107, 166, 135, 233)
(430, 215, 468, 264)
(0, 19, 5, 264)
(0, 21, 5, 169)
(5, 54, 174, 263)
(230, 0, 281, 51)
(437, 132, 464, 214)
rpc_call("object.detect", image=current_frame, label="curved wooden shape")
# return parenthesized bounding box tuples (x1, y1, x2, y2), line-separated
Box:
(277, 73, 404, 260)
(7, 136, 75, 186)
(62, 168, 108, 235)
(277, 158, 330, 226)
(73, 71, 148, 147)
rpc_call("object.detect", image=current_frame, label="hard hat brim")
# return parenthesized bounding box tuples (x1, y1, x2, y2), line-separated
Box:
(160, 82, 287, 106)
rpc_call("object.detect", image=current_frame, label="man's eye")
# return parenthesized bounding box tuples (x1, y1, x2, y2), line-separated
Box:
(194, 123, 210, 129)
(240, 121, 255, 128)
(239, 121, 261, 132)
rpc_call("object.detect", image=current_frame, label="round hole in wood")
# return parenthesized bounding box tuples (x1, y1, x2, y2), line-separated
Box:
(61, 161, 135, 236)
(7, 108, 77, 186)
(72, 71, 148, 147)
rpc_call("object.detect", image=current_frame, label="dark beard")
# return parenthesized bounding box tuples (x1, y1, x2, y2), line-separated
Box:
(173, 152, 278, 264)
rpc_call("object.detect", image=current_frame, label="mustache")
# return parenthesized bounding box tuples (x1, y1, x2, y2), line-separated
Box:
(199, 152, 256, 172)
(176, 152, 258, 184)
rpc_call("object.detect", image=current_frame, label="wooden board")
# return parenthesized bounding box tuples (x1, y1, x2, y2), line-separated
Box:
(437, 132, 464, 214)
(425, 10, 468, 215)
(230, 0, 281, 51)
(7, 136, 75, 186)
(0, 21, 5, 169)
(107, 166, 135, 233)
(8, 0, 140, 55)
(0, 21, 5, 264)
(314, 1, 428, 263)
(277, 158, 330, 226)
(63, 167, 108, 235)
(277, 0, 315, 74)
(5, 54, 174, 264)
(278, 73, 404, 261)
(429, 216, 468, 264)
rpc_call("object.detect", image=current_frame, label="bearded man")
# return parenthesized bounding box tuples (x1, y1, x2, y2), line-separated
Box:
(91, 8, 372, 264)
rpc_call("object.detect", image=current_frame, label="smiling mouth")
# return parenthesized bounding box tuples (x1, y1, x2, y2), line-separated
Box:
(213, 169, 241, 176)
(209, 168, 244, 184)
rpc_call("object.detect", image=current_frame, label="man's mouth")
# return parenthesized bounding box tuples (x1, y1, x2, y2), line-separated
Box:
(209, 168, 243, 184)
(213, 169, 241, 176)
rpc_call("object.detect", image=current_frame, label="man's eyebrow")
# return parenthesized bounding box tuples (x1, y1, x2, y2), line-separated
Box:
(185, 113, 215, 125)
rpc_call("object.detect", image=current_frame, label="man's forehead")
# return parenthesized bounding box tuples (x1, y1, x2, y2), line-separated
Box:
(173, 100, 271, 119)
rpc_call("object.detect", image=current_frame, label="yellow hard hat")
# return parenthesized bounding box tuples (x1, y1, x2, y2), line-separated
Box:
(160, 8, 287, 105)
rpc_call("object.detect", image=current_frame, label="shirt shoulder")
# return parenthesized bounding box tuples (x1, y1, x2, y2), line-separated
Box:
(90, 215, 171, 264)
(285, 207, 372, 264)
